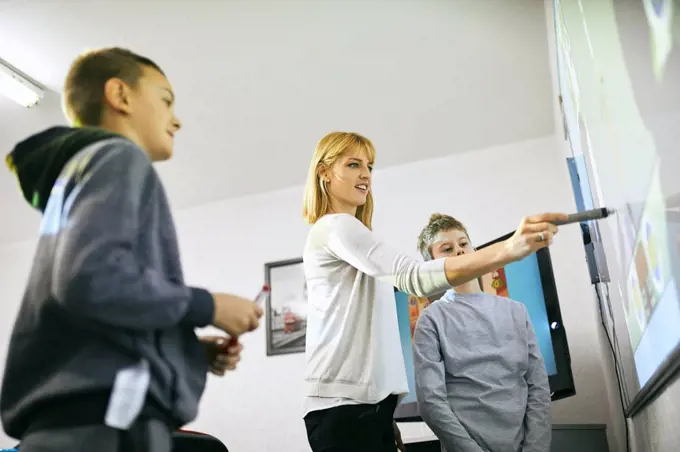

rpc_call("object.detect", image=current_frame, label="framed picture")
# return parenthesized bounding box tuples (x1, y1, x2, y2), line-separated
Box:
(265, 258, 308, 356)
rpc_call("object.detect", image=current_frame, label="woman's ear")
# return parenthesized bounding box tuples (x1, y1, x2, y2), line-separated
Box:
(317, 164, 330, 183)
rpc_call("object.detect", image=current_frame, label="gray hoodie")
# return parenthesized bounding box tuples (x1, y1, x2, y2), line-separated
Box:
(1, 127, 214, 439)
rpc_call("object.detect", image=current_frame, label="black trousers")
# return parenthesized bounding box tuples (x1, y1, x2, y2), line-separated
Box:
(304, 395, 399, 452)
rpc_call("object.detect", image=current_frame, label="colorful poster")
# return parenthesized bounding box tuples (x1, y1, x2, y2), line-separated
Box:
(407, 294, 432, 341)
(481, 267, 509, 298)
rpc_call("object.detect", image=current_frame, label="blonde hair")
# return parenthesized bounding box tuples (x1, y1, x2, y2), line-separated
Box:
(302, 131, 376, 229)
(417, 213, 470, 261)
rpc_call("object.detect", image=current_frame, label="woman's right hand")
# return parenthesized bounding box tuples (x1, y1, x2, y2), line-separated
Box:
(504, 212, 568, 261)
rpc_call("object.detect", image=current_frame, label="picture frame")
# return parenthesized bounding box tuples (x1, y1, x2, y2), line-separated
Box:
(264, 258, 308, 356)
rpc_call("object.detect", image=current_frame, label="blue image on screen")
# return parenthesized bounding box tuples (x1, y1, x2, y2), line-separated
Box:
(504, 253, 558, 376)
(395, 253, 558, 406)
(395, 291, 417, 404)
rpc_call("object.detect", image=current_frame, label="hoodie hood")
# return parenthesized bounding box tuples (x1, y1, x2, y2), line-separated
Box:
(5, 126, 123, 212)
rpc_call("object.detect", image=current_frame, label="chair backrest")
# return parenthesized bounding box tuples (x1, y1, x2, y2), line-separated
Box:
(8, 431, 228, 451)
(172, 430, 229, 452)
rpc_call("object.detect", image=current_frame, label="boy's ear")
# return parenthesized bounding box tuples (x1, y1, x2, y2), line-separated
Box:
(103, 78, 133, 115)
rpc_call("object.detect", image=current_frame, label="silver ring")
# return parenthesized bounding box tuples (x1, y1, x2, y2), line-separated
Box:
(538, 232, 545, 242)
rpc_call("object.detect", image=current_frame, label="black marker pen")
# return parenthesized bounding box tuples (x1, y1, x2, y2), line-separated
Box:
(552, 207, 616, 226)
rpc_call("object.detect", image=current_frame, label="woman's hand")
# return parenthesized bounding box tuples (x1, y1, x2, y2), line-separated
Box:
(200, 335, 243, 376)
(504, 213, 568, 261)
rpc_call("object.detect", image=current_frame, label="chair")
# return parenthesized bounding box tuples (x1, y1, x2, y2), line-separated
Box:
(8, 429, 229, 451)
(172, 430, 229, 452)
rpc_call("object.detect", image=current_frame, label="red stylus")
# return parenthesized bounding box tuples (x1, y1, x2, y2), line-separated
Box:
(223, 284, 270, 350)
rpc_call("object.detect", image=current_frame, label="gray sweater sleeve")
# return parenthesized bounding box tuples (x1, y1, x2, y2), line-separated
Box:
(413, 312, 485, 452)
(324, 214, 450, 297)
(51, 141, 214, 330)
(521, 309, 552, 452)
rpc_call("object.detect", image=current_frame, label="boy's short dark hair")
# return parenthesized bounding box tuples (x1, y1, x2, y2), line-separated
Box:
(63, 47, 164, 127)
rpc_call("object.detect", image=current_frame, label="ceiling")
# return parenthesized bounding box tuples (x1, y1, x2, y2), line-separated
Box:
(0, 0, 554, 245)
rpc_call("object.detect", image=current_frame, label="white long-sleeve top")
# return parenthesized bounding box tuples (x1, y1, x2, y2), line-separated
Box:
(302, 213, 450, 415)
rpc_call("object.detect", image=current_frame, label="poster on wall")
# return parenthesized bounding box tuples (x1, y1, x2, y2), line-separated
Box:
(264, 258, 308, 356)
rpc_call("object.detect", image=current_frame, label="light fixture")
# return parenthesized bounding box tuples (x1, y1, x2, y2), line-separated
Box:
(0, 61, 44, 108)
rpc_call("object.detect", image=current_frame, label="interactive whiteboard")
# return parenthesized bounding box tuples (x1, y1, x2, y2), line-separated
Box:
(554, 0, 680, 416)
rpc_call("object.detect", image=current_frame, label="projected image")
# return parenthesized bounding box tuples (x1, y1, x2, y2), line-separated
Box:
(624, 168, 675, 353)
(641, 0, 674, 78)
(626, 272, 645, 348)
(619, 167, 680, 387)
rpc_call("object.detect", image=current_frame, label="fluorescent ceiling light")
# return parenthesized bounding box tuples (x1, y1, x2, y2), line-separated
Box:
(0, 62, 44, 108)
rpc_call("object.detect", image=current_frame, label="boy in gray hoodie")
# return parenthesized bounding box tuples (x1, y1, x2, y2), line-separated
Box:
(1, 48, 263, 452)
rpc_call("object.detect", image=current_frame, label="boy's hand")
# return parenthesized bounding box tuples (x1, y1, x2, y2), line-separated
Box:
(211, 293, 264, 336)
(200, 336, 242, 376)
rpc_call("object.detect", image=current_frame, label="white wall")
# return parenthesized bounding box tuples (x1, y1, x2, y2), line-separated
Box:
(0, 135, 619, 451)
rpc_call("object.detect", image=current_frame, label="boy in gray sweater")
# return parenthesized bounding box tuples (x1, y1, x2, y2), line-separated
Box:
(413, 213, 552, 452)
(1, 48, 263, 451)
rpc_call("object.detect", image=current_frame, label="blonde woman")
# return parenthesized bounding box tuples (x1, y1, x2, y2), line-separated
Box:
(301, 131, 565, 452)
